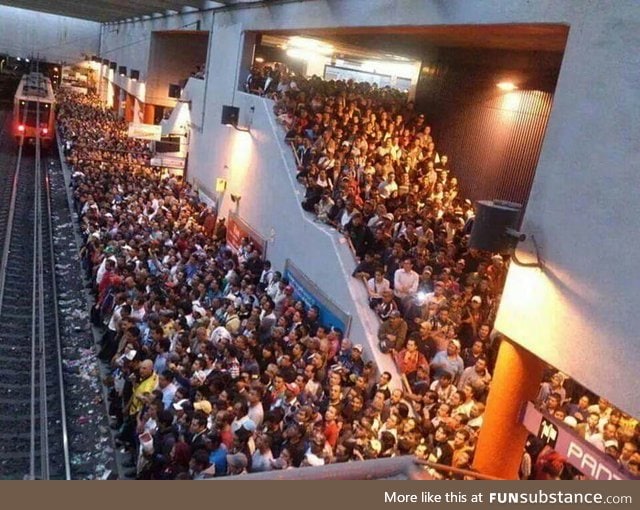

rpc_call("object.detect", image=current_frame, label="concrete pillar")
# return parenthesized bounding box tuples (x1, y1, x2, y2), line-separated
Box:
(237, 31, 258, 91)
(124, 93, 134, 123)
(144, 103, 155, 124)
(112, 85, 120, 113)
(472, 338, 545, 479)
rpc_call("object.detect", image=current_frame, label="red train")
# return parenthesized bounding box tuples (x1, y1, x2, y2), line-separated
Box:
(13, 72, 56, 148)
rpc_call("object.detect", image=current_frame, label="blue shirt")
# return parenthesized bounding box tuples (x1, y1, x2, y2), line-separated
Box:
(430, 351, 464, 384)
(210, 445, 228, 476)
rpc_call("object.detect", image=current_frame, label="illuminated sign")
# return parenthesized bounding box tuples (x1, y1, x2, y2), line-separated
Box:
(127, 123, 162, 140)
(150, 156, 185, 169)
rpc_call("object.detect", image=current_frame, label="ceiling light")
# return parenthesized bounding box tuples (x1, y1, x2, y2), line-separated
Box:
(287, 36, 333, 55)
(497, 81, 518, 91)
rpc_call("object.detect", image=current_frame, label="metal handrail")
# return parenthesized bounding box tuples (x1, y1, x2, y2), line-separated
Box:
(414, 459, 505, 481)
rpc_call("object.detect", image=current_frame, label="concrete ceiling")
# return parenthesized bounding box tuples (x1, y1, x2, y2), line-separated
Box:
(0, 0, 262, 22)
(268, 24, 570, 57)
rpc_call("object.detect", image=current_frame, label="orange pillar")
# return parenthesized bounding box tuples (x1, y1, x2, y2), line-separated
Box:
(125, 94, 134, 123)
(143, 104, 155, 124)
(473, 338, 545, 479)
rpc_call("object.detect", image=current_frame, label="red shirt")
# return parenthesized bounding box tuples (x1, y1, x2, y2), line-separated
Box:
(324, 421, 340, 451)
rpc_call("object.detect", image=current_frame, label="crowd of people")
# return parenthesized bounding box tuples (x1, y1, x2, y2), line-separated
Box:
(55, 62, 639, 481)
(261, 65, 639, 479)
(60, 88, 482, 479)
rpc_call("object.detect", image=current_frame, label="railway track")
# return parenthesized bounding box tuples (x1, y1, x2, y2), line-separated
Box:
(0, 107, 70, 479)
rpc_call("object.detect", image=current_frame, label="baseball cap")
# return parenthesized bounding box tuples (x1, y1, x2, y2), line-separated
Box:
(352, 344, 363, 353)
(286, 382, 301, 396)
(172, 399, 189, 411)
(604, 439, 619, 450)
(471, 296, 482, 304)
(194, 400, 213, 415)
(232, 418, 257, 434)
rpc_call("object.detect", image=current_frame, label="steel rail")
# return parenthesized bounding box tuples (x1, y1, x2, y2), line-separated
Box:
(44, 139, 72, 480)
(2, 69, 69, 479)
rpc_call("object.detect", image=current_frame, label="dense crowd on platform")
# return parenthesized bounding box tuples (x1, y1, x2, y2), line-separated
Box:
(55, 68, 639, 480)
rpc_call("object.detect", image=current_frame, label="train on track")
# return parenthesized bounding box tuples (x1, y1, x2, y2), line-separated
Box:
(13, 72, 55, 148)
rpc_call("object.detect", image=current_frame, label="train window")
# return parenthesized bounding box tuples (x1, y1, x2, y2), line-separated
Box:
(19, 101, 50, 126)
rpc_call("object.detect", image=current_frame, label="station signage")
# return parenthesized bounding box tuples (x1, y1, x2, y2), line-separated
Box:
(520, 401, 635, 480)
(150, 155, 185, 169)
(127, 122, 162, 141)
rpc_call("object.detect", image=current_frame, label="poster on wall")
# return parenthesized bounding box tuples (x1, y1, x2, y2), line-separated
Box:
(283, 259, 352, 336)
(226, 212, 268, 260)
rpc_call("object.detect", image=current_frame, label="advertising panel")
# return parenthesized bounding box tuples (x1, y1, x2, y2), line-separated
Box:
(283, 258, 352, 335)
(226, 212, 267, 259)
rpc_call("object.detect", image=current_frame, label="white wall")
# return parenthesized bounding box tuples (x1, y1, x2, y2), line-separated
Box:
(100, 12, 214, 80)
(493, 5, 640, 417)
(185, 84, 401, 385)
(0, 5, 100, 63)
(105, 0, 640, 415)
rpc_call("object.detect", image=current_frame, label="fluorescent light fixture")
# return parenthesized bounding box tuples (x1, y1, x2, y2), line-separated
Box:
(254, 57, 264, 63)
(286, 36, 333, 55)
(286, 48, 320, 61)
(497, 81, 518, 91)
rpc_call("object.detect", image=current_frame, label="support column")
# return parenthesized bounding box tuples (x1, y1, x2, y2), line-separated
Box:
(124, 93, 134, 123)
(143, 104, 155, 124)
(237, 31, 258, 91)
(473, 338, 545, 479)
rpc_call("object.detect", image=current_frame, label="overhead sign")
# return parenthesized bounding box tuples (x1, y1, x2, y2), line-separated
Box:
(283, 259, 352, 335)
(227, 212, 267, 259)
(150, 155, 186, 169)
(127, 123, 162, 141)
(521, 401, 635, 481)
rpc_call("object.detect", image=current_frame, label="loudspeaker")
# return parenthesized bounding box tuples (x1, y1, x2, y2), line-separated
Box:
(102, 59, 110, 66)
(221, 105, 239, 126)
(130, 69, 140, 81)
(110, 62, 117, 71)
(168, 84, 181, 99)
(118, 66, 127, 76)
(469, 200, 522, 253)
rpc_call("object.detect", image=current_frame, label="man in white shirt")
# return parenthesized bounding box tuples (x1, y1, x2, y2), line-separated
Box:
(394, 258, 419, 309)
(378, 172, 398, 199)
